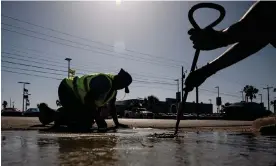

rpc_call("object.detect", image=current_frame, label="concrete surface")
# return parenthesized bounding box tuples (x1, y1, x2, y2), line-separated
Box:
(1, 116, 253, 132)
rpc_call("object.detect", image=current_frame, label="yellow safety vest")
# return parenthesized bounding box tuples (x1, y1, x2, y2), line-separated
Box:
(65, 73, 116, 107)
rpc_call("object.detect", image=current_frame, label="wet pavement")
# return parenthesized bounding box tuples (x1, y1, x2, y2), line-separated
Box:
(2, 129, 276, 166)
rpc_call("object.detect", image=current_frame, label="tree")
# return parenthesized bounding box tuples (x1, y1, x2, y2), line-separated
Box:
(2, 101, 8, 110)
(243, 85, 259, 102)
(143, 97, 148, 108)
(147, 95, 160, 111)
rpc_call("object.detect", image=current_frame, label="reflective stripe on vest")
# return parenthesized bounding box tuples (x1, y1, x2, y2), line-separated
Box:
(65, 73, 116, 107)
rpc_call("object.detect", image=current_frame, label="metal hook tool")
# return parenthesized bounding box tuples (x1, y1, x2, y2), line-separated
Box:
(174, 3, 225, 135)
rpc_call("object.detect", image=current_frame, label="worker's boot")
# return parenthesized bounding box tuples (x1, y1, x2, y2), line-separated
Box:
(38, 103, 57, 126)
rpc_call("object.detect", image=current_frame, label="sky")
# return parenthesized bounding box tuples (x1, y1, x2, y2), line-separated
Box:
(1, 1, 276, 112)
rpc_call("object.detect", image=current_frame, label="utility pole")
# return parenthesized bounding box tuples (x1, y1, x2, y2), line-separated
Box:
(259, 94, 262, 103)
(175, 79, 179, 93)
(18, 82, 30, 112)
(263, 85, 273, 111)
(215, 86, 221, 113)
(65, 58, 72, 78)
(10, 98, 11, 107)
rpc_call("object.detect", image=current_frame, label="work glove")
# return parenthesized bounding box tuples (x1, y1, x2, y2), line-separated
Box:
(188, 28, 229, 50)
(184, 64, 215, 92)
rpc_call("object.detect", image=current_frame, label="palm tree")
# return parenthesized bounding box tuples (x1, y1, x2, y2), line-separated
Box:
(2, 101, 8, 110)
(243, 85, 259, 102)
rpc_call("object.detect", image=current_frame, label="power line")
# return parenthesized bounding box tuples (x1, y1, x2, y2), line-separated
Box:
(1, 63, 176, 86)
(199, 88, 240, 99)
(3, 44, 179, 80)
(4, 44, 250, 86)
(1, 52, 109, 74)
(131, 85, 176, 91)
(2, 53, 69, 69)
(2, 67, 243, 99)
(1, 60, 67, 73)
(2, 50, 176, 81)
(2, 65, 66, 76)
(2, 15, 189, 65)
(2, 22, 183, 66)
(2, 27, 180, 69)
(2, 51, 67, 65)
(2, 69, 62, 80)
(1, 52, 246, 98)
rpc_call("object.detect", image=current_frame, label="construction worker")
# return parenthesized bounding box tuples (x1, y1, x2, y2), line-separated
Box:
(38, 68, 132, 132)
(185, 1, 275, 92)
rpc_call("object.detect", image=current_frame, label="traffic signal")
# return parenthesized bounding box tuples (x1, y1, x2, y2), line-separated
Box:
(24, 95, 29, 99)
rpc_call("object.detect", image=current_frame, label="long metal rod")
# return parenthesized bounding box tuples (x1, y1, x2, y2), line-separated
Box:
(175, 50, 200, 135)
(174, 3, 225, 135)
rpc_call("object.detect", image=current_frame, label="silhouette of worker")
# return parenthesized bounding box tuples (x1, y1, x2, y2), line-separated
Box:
(38, 68, 132, 132)
(185, 1, 276, 92)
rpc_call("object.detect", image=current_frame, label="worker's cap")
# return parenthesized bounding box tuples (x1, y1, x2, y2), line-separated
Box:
(118, 68, 132, 93)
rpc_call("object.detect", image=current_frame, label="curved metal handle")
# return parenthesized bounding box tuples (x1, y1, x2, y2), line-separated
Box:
(188, 3, 226, 29)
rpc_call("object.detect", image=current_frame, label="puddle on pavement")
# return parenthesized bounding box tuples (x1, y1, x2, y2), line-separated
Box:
(2, 129, 276, 166)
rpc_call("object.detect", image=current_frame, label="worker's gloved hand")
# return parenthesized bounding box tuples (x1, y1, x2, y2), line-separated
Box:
(188, 28, 229, 50)
(184, 64, 215, 92)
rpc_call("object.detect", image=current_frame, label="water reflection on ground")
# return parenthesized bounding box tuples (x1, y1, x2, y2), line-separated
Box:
(2, 129, 276, 166)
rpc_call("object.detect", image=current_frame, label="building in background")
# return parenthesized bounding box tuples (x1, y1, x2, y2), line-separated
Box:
(115, 98, 213, 116)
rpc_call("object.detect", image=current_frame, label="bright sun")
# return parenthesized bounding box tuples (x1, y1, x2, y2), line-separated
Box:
(116, 0, 121, 6)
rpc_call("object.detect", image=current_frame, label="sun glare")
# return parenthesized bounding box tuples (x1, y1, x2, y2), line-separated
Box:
(116, 0, 121, 6)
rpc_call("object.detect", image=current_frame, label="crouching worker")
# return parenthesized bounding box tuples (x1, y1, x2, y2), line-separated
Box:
(38, 68, 132, 132)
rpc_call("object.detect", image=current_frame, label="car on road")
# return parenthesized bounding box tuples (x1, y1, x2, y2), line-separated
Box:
(23, 108, 40, 117)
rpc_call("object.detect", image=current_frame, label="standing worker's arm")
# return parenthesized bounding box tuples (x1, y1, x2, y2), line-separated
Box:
(189, 1, 276, 50)
(221, 1, 275, 46)
(109, 93, 129, 128)
(185, 1, 276, 92)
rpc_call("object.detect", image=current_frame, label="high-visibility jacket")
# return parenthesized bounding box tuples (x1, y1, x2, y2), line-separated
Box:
(64, 73, 116, 107)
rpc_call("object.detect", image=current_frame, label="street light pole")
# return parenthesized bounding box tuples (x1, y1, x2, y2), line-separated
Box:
(65, 58, 72, 78)
(18, 82, 30, 112)
(215, 86, 220, 97)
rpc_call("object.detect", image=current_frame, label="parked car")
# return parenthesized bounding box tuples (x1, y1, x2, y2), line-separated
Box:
(124, 107, 153, 119)
(140, 111, 154, 119)
(1, 108, 22, 116)
(23, 108, 40, 117)
(221, 102, 272, 120)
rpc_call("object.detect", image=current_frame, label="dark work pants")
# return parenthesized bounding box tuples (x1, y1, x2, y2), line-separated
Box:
(57, 79, 107, 129)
